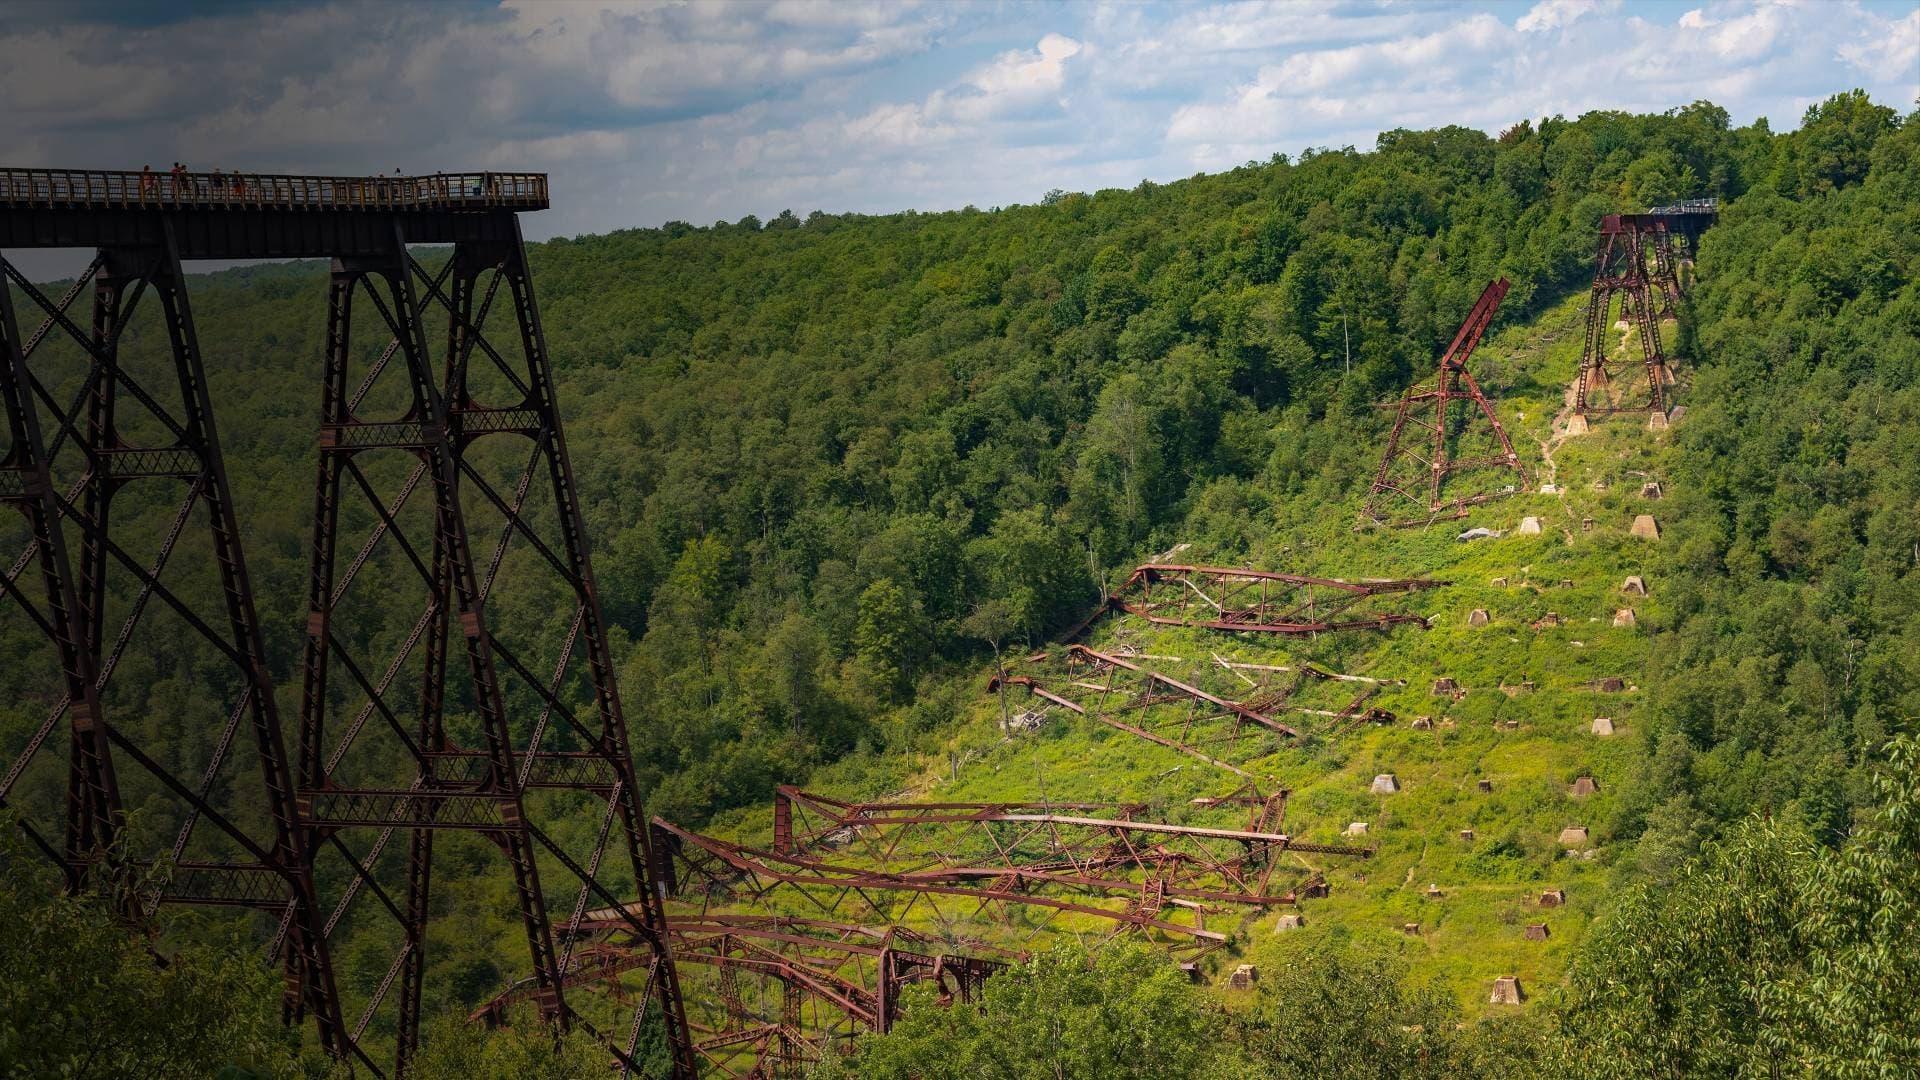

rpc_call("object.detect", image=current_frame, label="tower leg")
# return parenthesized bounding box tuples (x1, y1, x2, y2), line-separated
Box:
(490, 222, 695, 1076)
(0, 239, 349, 1058)
(0, 256, 117, 889)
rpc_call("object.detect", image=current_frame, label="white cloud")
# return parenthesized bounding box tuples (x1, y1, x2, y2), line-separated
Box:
(841, 100, 959, 149)
(1166, 15, 1512, 149)
(0, 0, 1912, 279)
(945, 33, 1083, 121)
(1517, 0, 1621, 34)
(972, 33, 1082, 98)
(1838, 6, 1920, 85)
(1165, 1, 1915, 172)
(1696, 3, 1788, 62)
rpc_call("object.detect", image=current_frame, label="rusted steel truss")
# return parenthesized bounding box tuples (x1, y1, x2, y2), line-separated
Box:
(646, 786, 1368, 961)
(652, 818, 1220, 956)
(1364, 278, 1529, 527)
(991, 645, 1394, 777)
(1189, 780, 1292, 835)
(1576, 222, 1671, 417)
(295, 227, 690, 1077)
(0, 240, 349, 1059)
(1575, 209, 1713, 419)
(1, 180, 692, 1080)
(1105, 563, 1443, 635)
(771, 785, 1367, 905)
(475, 916, 1010, 1078)
(1201, 654, 1403, 738)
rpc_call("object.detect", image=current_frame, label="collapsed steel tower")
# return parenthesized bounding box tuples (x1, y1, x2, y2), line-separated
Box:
(0, 168, 692, 1078)
(1363, 278, 1528, 527)
(647, 788, 1367, 960)
(476, 915, 1011, 1078)
(1103, 563, 1443, 634)
(991, 645, 1396, 777)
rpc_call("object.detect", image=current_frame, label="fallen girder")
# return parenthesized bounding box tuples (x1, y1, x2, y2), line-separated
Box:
(1107, 563, 1444, 634)
(474, 916, 1010, 1078)
(1205, 655, 1403, 739)
(1188, 781, 1291, 835)
(770, 786, 1369, 912)
(1074, 645, 1303, 738)
(990, 645, 1393, 777)
(644, 815, 1319, 958)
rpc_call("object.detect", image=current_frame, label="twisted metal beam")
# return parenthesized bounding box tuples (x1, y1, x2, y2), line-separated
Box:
(1106, 563, 1443, 634)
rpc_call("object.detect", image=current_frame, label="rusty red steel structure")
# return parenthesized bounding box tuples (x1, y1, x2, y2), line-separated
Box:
(0, 168, 693, 1079)
(992, 644, 1394, 777)
(650, 817, 1236, 956)
(1198, 653, 1403, 738)
(770, 785, 1367, 905)
(0, 204, 351, 1060)
(476, 915, 1010, 1078)
(1363, 278, 1529, 527)
(1575, 204, 1716, 419)
(1189, 780, 1292, 835)
(1103, 563, 1443, 635)
(645, 787, 1368, 963)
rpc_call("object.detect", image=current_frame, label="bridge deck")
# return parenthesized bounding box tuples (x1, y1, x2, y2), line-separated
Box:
(1603, 199, 1718, 237)
(0, 167, 545, 258)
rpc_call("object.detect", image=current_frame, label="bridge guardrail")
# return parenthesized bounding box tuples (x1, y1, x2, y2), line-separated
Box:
(0, 168, 547, 212)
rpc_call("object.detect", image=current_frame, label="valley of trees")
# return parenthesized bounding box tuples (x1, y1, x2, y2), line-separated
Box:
(2, 90, 1915, 1075)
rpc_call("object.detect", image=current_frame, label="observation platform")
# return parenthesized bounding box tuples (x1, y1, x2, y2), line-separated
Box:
(0, 167, 547, 258)
(1603, 197, 1718, 238)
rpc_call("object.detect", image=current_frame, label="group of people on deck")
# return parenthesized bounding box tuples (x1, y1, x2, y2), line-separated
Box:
(132, 165, 508, 202)
(138, 162, 246, 198)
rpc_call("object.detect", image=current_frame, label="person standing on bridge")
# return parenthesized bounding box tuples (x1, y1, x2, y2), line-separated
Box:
(169, 162, 186, 199)
(139, 165, 156, 199)
(210, 165, 225, 198)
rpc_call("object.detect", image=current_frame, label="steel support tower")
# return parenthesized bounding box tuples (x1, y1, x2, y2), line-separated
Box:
(1363, 278, 1527, 527)
(0, 209, 351, 1063)
(0, 168, 693, 1078)
(1575, 205, 1715, 420)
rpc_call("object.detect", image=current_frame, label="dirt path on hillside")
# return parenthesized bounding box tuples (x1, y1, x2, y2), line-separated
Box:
(1540, 319, 1634, 523)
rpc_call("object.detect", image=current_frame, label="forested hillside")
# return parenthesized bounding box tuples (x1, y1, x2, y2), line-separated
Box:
(553, 91, 1911, 837)
(532, 98, 1774, 820)
(3, 91, 1917, 1076)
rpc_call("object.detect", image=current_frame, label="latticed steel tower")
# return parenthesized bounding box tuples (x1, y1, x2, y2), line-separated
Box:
(1575, 205, 1715, 422)
(1363, 278, 1528, 528)
(0, 168, 694, 1078)
(0, 214, 349, 1056)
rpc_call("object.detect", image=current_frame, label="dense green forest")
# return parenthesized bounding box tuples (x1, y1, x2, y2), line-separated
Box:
(3, 90, 1917, 1076)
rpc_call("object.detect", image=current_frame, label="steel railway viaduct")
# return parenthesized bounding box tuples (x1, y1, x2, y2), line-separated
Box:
(0, 169, 693, 1077)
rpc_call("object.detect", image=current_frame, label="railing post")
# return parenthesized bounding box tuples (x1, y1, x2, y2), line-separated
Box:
(0, 167, 545, 214)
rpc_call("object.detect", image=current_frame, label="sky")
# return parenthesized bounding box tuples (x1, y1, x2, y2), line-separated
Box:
(1, 0, 1914, 269)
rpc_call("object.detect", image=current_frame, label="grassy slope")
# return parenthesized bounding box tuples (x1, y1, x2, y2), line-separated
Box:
(689, 288, 1677, 1018)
